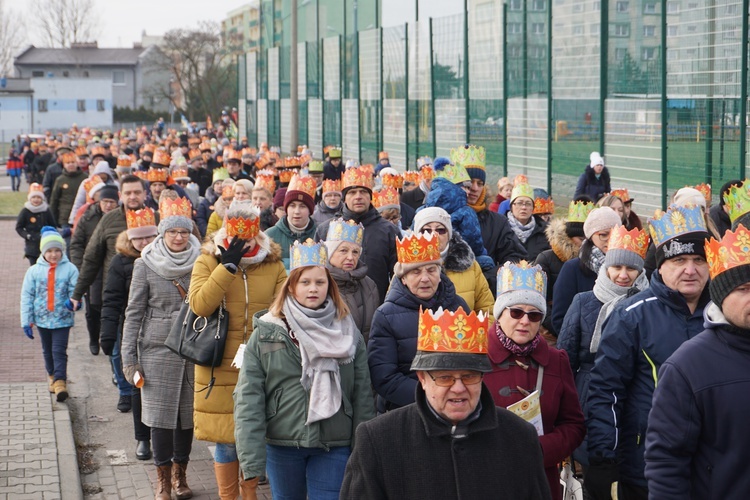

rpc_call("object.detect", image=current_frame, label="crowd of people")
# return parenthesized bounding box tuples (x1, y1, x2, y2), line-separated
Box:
(13, 123, 750, 500)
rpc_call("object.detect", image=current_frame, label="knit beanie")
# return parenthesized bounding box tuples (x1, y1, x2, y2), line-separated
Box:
(655, 232, 707, 268)
(583, 207, 622, 239)
(98, 185, 119, 202)
(40, 226, 65, 254)
(27, 183, 45, 202)
(464, 162, 486, 183)
(283, 187, 315, 214)
(673, 187, 707, 210)
(604, 246, 645, 273)
(273, 187, 288, 210)
(413, 207, 453, 240)
(565, 222, 585, 239)
(710, 264, 750, 310)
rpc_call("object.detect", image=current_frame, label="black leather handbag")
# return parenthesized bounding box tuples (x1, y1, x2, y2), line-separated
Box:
(165, 295, 228, 368)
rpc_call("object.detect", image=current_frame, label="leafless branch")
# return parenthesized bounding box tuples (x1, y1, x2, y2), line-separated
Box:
(0, 0, 25, 75)
(30, 0, 100, 48)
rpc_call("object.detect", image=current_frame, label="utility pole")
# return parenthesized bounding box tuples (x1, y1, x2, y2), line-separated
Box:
(290, 0, 299, 153)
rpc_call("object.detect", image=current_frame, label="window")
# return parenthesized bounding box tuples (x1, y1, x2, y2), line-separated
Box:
(643, 26, 656, 37)
(667, 49, 677, 61)
(643, 3, 657, 14)
(509, 0, 522, 10)
(642, 47, 657, 60)
(508, 45, 523, 58)
(724, 48, 737, 58)
(572, 24, 584, 35)
(593, 1, 601, 10)
(613, 24, 630, 37)
(724, 25, 739, 39)
(616, 1, 629, 12)
(667, 1, 680, 13)
(615, 48, 628, 60)
(531, 23, 545, 35)
(62, 71, 69, 77)
(531, 46, 546, 59)
(38, 99, 48, 112)
(97, 99, 105, 111)
(687, 25, 697, 32)
(508, 22, 523, 34)
(112, 70, 125, 85)
(83, 71, 89, 77)
(77, 100, 86, 112)
(725, 4, 739, 14)
(531, 0, 546, 11)
(590, 24, 600, 36)
(668, 26, 678, 37)
(572, 3, 584, 12)
(32, 70, 43, 77)
(687, 2, 697, 8)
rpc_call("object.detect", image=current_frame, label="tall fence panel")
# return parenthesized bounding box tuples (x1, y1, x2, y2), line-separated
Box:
(382, 25, 408, 169)
(359, 29, 381, 165)
(307, 41, 323, 155)
(408, 20, 433, 166)
(433, 14, 467, 158)
(323, 37, 342, 147)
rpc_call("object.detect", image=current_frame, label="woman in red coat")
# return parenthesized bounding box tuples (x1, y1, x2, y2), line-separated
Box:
(484, 261, 585, 500)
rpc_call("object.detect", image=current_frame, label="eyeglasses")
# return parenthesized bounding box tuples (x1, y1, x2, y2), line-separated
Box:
(165, 229, 190, 238)
(420, 227, 448, 236)
(506, 307, 544, 323)
(427, 372, 483, 387)
(513, 201, 534, 208)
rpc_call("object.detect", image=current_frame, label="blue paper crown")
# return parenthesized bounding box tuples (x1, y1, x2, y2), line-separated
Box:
(648, 204, 707, 247)
(496, 260, 547, 298)
(326, 218, 364, 246)
(290, 239, 328, 270)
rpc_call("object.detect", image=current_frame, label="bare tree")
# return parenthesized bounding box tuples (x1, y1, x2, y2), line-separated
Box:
(0, 0, 25, 75)
(31, 0, 100, 48)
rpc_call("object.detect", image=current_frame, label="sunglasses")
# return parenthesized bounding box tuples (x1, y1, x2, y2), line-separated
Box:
(420, 227, 448, 236)
(506, 307, 544, 323)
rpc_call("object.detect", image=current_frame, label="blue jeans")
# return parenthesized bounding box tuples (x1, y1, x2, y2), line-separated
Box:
(37, 327, 70, 381)
(214, 443, 238, 463)
(265, 444, 350, 500)
(111, 328, 134, 397)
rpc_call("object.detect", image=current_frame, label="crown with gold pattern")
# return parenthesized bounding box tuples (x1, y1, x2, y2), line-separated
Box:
(28, 183, 44, 197)
(134, 170, 148, 181)
(361, 164, 375, 177)
(416, 306, 489, 355)
(373, 187, 401, 212)
(705, 224, 750, 280)
(117, 154, 132, 167)
(342, 166, 374, 191)
(648, 204, 707, 247)
(381, 172, 404, 189)
(188, 149, 202, 160)
(513, 174, 528, 186)
(326, 218, 364, 246)
(60, 152, 77, 164)
(254, 170, 276, 194)
(290, 239, 328, 270)
(724, 180, 750, 224)
(278, 168, 297, 184)
(419, 165, 435, 182)
(567, 200, 594, 223)
(225, 149, 243, 163)
(610, 188, 633, 203)
(510, 183, 534, 203)
(83, 175, 104, 200)
(212, 167, 229, 183)
(226, 212, 260, 240)
(171, 168, 190, 181)
(152, 149, 170, 166)
(450, 144, 485, 169)
(417, 156, 433, 169)
(188, 137, 201, 146)
(242, 147, 257, 157)
(434, 158, 470, 185)
(322, 179, 342, 195)
(75, 146, 89, 157)
(693, 183, 712, 205)
(533, 197, 554, 215)
(126, 207, 157, 231)
(402, 171, 420, 184)
(608, 225, 650, 259)
(284, 156, 301, 168)
(147, 167, 169, 184)
(91, 146, 108, 158)
(159, 196, 192, 219)
(199, 141, 212, 152)
(287, 174, 317, 198)
(396, 231, 441, 266)
(497, 260, 547, 298)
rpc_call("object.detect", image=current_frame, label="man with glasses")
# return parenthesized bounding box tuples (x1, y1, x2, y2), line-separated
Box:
(342, 307, 550, 499)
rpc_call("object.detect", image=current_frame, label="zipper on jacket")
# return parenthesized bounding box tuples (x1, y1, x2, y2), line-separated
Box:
(242, 269, 249, 341)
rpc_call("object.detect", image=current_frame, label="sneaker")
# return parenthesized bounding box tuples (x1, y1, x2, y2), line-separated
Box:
(117, 395, 132, 413)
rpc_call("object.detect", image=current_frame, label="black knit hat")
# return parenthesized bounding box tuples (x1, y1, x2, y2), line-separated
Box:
(710, 264, 750, 310)
(565, 221, 585, 239)
(655, 232, 709, 268)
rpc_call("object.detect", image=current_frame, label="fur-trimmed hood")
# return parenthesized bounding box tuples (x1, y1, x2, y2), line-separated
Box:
(546, 217, 579, 263)
(114, 230, 142, 259)
(201, 226, 282, 266)
(443, 232, 475, 273)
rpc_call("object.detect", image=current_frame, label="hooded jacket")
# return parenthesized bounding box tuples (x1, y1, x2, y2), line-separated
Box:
(16, 206, 57, 260)
(443, 233, 495, 323)
(21, 253, 78, 329)
(312, 200, 342, 225)
(574, 164, 611, 202)
(328, 263, 379, 343)
(99, 232, 139, 355)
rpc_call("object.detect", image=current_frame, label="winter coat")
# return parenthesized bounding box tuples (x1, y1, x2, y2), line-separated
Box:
(340, 383, 551, 500)
(322, 160, 345, 181)
(399, 201, 415, 229)
(234, 310, 375, 478)
(312, 200, 341, 225)
(121, 258, 195, 430)
(625, 210, 643, 231)
(709, 203, 731, 238)
(189, 232, 287, 444)
(41, 159, 61, 196)
(196, 192, 218, 237)
(69, 203, 105, 305)
(443, 233, 495, 323)
(520, 215, 551, 262)
(476, 207, 526, 267)
(485, 327, 585, 500)
(49, 170, 87, 226)
(189, 167, 213, 197)
(207, 211, 223, 236)
(574, 164, 611, 202)
(316, 205, 399, 304)
(20, 253, 78, 329)
(16, 207, 57, 260)
(328, 263, 379, 343)
(264, 216, 317, 270)
(586, 271, 710, 489)
(30, 152, 52, 185)
(400, 185, 426, 211)
(99, 232, 138, 356)
(259, 207, 278, 232)
(644, 302, 750, 500)
(551, 257, 597, 335)
(368, 274, 469, 411)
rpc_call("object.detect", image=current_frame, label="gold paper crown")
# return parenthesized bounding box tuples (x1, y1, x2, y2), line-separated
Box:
(290, 239, 328, 270)
(610, 188, 632, 203)
(83, 175, 103, 196)
(126, 207, 157, 230)
(284, 156, 301, 168)
(378, 151, 389, 160)
(91, 146, 108, 157)
(705, 224, 750, 280)
(28, 183, 44, 195)
(134, 170, 149, 180)
(147, 167, 169, 184)
(226, 214, 260, 240)
(278, 168, 296, 184)
(255, 171, 277, 194)
(724, 180, 750, 223)
(568, 200, 595, 223)
(326, 219, 364, 246)
(322, 179, 342, 194)
(361, 164, 375, 177)
(396, 232, 441, 265)
(608, 225, 650, 259)
(152, 149, 171, 166)
(419, 165, 435, 182)
(222, 185, 235, 198)
(75, 146, 88, 157)
(212, 167, 229, 183)
(199, 141, 211, 151)
(373, 187, 400, 211)
(417, 307, 488, 354)
(159, 196, 192, 219)
(287, 174, 317, 199)
(171, 168, 190, 180)
(141, 144, 156, 154)
(450, 144, 486, 169)
(242, 147, 258, 157)
(497, 260, 547, 297)
(533, 197, 554, 214)
(511, 183, 534, 202)
(60, 152, 77, 164)
(117, 154, 132, 167)
(225, 149, 243, 162)
(648, 204, 707, 247)
(694, 183, 712, 205)
(188, 137, 201, 146)
(188, 149, 202, 160)
(381, 173, 404, 189)
(513, 174, 528, 186)
(342, 167, 374, 190)
(402, 171, 420, 184)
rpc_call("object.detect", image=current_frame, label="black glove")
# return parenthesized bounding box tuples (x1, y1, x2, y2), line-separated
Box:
(584, 460, 619, 500)
(219, 237, 247, 267)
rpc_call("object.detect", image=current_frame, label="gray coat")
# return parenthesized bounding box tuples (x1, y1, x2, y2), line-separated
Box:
(121, 259, 194, 430)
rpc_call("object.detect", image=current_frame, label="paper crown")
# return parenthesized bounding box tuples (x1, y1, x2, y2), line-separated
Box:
(610, 188, 632, 203)
(648, 204, 708, 247)
(255, 170, 277, 194)
(188, 149, 202, 160)
(152, 149, 170, 166)
(308, 160, 325, 173)
(83, 175, 104, 197)
(608, 225, 650, 259)
(322, 179, 342, 194)
(724, 180, 750, 223)
(434, 160, 470, 185)
(60, 152, 77, 164)
(287, 174, 317, 198)
(381, 172, 404, 189)
(75, 146, 88, 157)
(326, 219, 364, 246)
(342, 167, 374, 190)
(417, 156, 433, 168)
(450, 144, 485, 169)
(705, 224, 750, 280)
(497, 260, 547, 298)
(199, 141, 212, 151)
(378, 151, 389, 160)
(159, 196, 192, 219)
(513, 174, 528, 186)
(188, 137, 201, 146)
(91, 146, 108, 157)
(323, 145, 334, 155)
(568, 200, 594, 223)
(419, 165, 435, 182)
(533, 197, 554, 214)
(396, 231, 441, 265)
(126, 207, 157, 230)
(694, 183, 712, 204)
(117, 154, 132, 167)
(222, 185, 235, 198)
(417, 307, 489, 354)
(360, 164, 375, 177)
(290, 239, 328, 270)
(28, 183, 44, 196)
(328, 147, 342, 158)
(373, 187, 400, 211)
(225, 149, 243, 163)
(212, 167, 229, 183)
(134, 170, 149, 180)
(226, 213, 260, 240)
(278, 168, 297, 184)
(147, 167, 169, 184)
(511, 183, 534, 202)
(141, 144, 156, 154)
(284, 156, 301, 168)
(171, 168, 190, 181)
(402, 171, 420, 184)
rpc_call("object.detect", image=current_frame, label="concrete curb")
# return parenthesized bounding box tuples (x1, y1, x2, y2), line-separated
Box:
(53, 399, 84, 500)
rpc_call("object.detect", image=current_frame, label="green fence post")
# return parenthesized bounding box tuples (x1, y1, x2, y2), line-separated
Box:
(599, 0, 608, 155)
(502, 2, 508, 176)
(429, 17, 436, 158)
(660, 0, 668, 209)
(464, 0, 470, 145)
(741, 0, 749, 179)
(405, 23, 410, 168)
(379, 27, 384, 156)
(546, 0, 552, 194)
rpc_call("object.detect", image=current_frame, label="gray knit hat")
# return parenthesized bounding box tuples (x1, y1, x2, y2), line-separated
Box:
(413, 206, 453, 240)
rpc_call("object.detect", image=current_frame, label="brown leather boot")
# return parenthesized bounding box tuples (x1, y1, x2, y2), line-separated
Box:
(214, 460, 240, 500)
(48, 376, 54, 393)
(172, 461, 193, 499)
(154, 464, 172, 500)
(52, 380, 68, 402)
(239, 473, 259, 500)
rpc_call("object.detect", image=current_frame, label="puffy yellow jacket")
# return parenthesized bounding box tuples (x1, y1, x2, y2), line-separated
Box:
(443, 235, 495, 325)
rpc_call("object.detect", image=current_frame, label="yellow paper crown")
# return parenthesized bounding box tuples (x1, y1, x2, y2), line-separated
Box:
(511, 183, 534, 202)
(381, 173, 404, 189)
(396, 231, 441, 265)
(226, 214, 260, 240)
(342, 167, 374, 190)
(694, 183, 712, 205)
(126, 207, 157, 230)
(254, 170, 276, 194)
(608, 225, 650, 259)
(152, 149, 171, 166)
(449, 144, 486, 169)
(322, 179, 342, 194)
(147, 167, 169, 184)
(212, 167, 229, 183)
(567, 200, 595, 223)
(287, 174, 317, 199)
(290, 239, 328, 270)
(723, 180, 750, 223)
(705, 224, 750, 280)
(159, 196, 192, 219)
(373, 187, 400, 211)
(533, 197, 554, 214)
(402, 171, 420, 184)
(417, 306, 489, 354)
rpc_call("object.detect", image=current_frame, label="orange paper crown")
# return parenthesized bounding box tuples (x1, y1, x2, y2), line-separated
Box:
(242, 147, 257, 157)
(705, 223, 750, 280)
(147, 167, 169, 184)
(171, 168, 190, 180)
(225, 214, 260, 240)
(159, 196, 192, 219)
(360, 164, 375, 177)
(188, 137, 201, 146)
(199, 141, 212, 152)
(222, 185, 235, 198)
(117, 154, 132, 167)
(142, 143, 156, 154)
(91, 146, 108, 157)
(152, 149, 171, 166)
(75, 146, 89, 157)
(83, 175, 104, 196)
(134, 170, 149, 181)
(419, 165, 434, 182)
(254, 171, 276, 194)
(287, 174, 317, 198)
(126, 207, 157, 230)
(28, 183, 44, 196)
(417, 307, 489, 354)
(402, 171, 420, 184)
(342, 167, 374, 190)
(278, 168, 296, 184)
(284, 156, 301, 168)
(513, 174, 528, 186)
(396, 231, 441, 265)
(188, 149, 202, 160)
(533, 197, 554, 214)
(694, 183, 712, 204)
(608, 225, 650, 259)
(322, 179, 342, 194)
(60, 152, 77, 164)
(373, 187, 400, 211)
(378, 151, 389, 161)
(610, 188, 632, 203)
(381, 173, 404, 189)
(225, 149, 243, 163)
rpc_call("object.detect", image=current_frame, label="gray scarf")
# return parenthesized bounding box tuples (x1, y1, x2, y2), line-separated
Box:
(590, 266, 650, 353)
(584, 245, 607, 274)
(25, 200, 49, 214)
(508, 213, 536, 244)
(140, 234, 201, 280)
(282, 295, 358, 424)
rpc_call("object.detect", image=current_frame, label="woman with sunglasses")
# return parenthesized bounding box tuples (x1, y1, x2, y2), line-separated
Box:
(484, 261, 584, 500)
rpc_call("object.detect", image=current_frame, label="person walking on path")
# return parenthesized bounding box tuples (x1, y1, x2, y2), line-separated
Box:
(16, 183, 57, 266)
